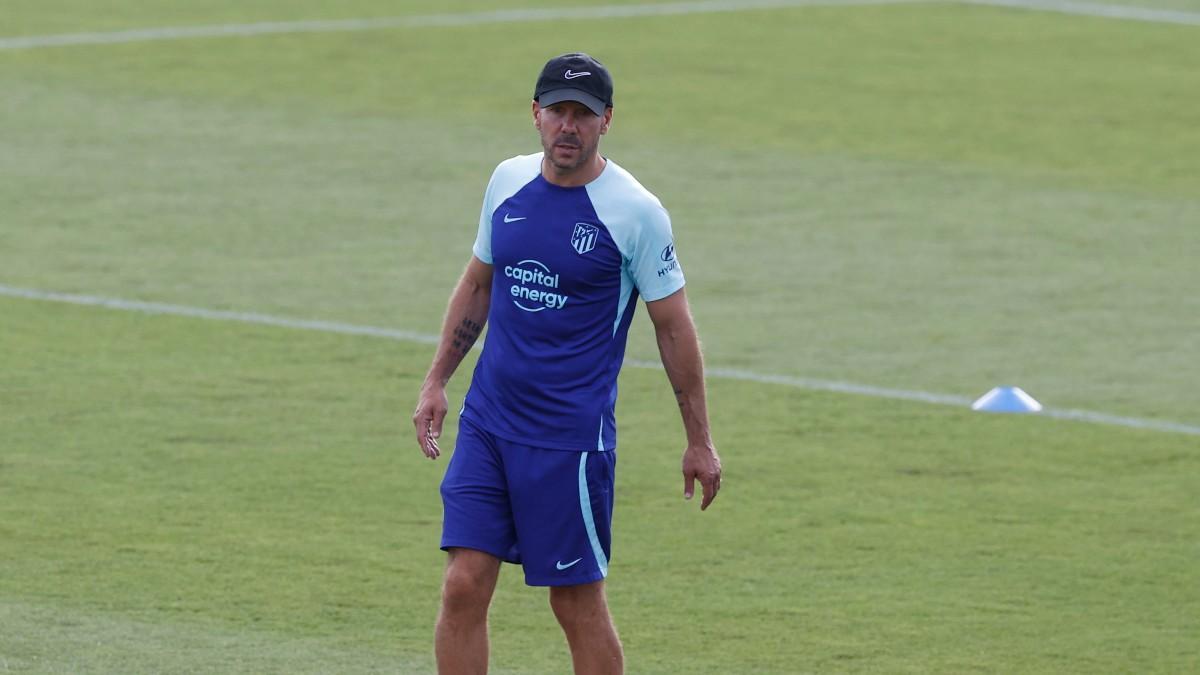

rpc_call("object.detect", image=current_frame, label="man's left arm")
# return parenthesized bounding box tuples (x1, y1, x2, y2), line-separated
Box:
(645, 288, 722, 510)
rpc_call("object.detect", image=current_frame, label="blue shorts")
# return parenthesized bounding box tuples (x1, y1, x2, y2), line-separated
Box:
(440, 417, 616, 586)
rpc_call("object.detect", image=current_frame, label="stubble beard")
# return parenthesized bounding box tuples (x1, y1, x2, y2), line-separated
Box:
(544, 134, 596, 174)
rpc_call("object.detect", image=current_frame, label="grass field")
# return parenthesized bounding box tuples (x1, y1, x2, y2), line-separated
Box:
(2, 1, 1199, 673)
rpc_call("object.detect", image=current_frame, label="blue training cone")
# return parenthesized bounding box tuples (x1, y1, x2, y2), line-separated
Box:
(971, 386, 1043, 413)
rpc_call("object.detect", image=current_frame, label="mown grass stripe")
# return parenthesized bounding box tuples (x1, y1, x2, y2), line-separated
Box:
(967, 0, 1200, 25)
(0, 0, 923, 50)
(2, 0, 1193, 52)
(4, 283, 1198, 437)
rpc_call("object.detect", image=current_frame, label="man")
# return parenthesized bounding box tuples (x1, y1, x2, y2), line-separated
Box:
(412, 52, 722, 675)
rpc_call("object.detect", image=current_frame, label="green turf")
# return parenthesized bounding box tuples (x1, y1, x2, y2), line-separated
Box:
(2, 297, 1198, 673)
(2, 1, 1199, 672)
(0, 0, 658, 36)
(2, 2, 1198, 426)
(1076, 0, 1200, 9)
(6, 3, 1199, 195)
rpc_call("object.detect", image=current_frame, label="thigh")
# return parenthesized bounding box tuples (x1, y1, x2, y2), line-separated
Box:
(504, 447, 617, 587)
(439, 419, 520, 563)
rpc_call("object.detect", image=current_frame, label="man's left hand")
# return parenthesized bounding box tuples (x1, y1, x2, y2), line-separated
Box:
(682, 443, 722, 510)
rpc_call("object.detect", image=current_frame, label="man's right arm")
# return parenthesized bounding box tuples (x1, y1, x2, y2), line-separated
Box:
(412, 255, 493, 459)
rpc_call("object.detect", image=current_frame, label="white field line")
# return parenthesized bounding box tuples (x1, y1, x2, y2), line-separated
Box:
(0, 0, 922, 51)
(4, 283, 1199, 438)
(966, 0, 1200, 25)
(0, 284, 439, 346)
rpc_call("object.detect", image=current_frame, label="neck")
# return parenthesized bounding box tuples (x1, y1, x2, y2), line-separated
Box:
(542, 153, 606, 188)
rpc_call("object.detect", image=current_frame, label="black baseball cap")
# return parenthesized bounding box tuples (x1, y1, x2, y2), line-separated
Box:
(533, 52, 614, 116)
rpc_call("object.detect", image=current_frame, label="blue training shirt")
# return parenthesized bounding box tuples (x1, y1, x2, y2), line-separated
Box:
(462, 153, 685, 452)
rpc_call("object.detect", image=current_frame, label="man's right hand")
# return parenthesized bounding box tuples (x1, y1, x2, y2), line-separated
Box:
(411, 256, 492, 461)
(413, 383, 449, 459)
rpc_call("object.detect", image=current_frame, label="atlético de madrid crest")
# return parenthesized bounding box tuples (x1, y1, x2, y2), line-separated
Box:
(571, 223, 598, 255)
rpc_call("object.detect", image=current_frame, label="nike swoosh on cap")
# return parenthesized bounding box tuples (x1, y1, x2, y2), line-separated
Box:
(563, 70, 590, 79)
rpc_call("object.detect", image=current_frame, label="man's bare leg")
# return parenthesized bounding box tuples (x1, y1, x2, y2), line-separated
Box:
(549, 580, 624, 675)
(436, 548, 501, 675)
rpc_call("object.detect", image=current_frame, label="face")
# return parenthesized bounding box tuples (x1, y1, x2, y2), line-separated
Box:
(533, 99, 612, 175)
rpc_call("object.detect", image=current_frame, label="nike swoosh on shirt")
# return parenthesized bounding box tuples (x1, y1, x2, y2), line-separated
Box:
(556, 558, 583, 570)
(503, 214, 526, 223)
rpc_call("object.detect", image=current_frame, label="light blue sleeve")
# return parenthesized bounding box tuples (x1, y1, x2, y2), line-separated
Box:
(586, 160, 686, 302)
(472, 155, 543, 264)
(628, 204, 685, 302)
(472, 167, 498, 264)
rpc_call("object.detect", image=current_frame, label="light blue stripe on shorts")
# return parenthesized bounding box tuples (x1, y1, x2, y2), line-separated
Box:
(578, 452, 609, 578)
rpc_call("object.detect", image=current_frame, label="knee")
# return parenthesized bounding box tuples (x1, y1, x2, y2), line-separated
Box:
(441, 567, 492, 620)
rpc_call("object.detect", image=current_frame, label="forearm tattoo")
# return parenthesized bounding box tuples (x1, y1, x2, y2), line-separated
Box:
(674, 387, 685, 409)
(450, 318, 483, 359)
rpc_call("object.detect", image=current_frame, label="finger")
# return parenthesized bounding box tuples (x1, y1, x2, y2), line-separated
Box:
(431, 407, 447, 440)
(683, 472, 695, 501)
(700, 474, 718, 511)
(425, 428, 441, 460)
(413, 411, 431, 457)
(413, 410, 439, 459)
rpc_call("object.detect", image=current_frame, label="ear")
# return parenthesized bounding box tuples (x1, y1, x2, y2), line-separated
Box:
(532, 100, 541, 130)
(600, 107, 613, 135)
